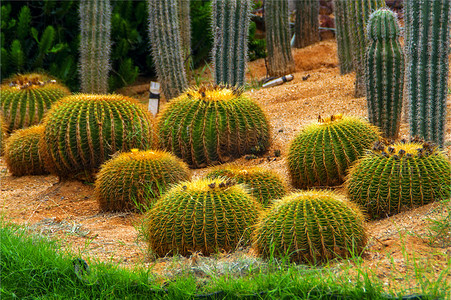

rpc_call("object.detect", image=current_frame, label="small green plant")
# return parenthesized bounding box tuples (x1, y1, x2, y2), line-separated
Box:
(95, 149, 190, 212)
(424, 199, 451, 248)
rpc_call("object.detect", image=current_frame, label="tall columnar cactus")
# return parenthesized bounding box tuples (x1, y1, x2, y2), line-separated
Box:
(365, 8, 404, 140)
(293, 0, 319, 49)
(0, 73, 71, 132)
(404, 0, 451, 147)
(95, 149, 190, 212)
(288, 114, 380, 188)
(177, 0, 191, 73)
(253, 190, 367, 264)
(334, 0, 353, 74)
(346, 139, 451, 219)
(79, 0, 112, 94)
(348, 0, 385, 97)
(39, 94, 157, 181)
(264, 0, 296, 77)
(147, 0, 188, 100)
(145, 178, 261, 257)
(205, 165, 286, 207)
(157, 85, 270, 168)
(5, 125, 48, 176)
(211, 0, 252, 87)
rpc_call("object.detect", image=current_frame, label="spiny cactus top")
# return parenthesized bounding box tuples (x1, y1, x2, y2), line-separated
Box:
(205, 165, 286, 207)
(346, 139, 451, 219)
(157, 85, 270, 168)
(145, 177, 261, 257)
(288, 114, 380, 188)
(0, 73, 71, 132)
(40, 94, 157, 181)
(366, 8, 401, 40)
(253, 190, 367, 264)
(95, 149, 190, 212)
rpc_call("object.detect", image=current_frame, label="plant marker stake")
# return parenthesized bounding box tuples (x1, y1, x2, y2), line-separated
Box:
(262, 74, 294, 88)
(148, 81, 160, 116)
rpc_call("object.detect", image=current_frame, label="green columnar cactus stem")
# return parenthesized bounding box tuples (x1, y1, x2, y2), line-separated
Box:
(287, 114, 380, 188)
(157, 85, 270, 168)
(178, 0, 191, 73)
(39, 94, 157, 181)
(348, 0, 385, 97)
(0, 73, 71, 132)
(365, 8, 404, 140)
(147, 0, 188, 100)
(211, 0, 252, 87)
(264, 0, 296, 77)
(346, 140, 451, 219)
(145, 178, 261, 257)
(404, 0, 451, 147)
(205, 165, 286, 207)
(253, 190, 367, 264)
(293, 0, 319, 49)
(95, 149, 190, 212)
(5, 125, 48, 176)
(79, 0, 112, 94)
(334, 0, 354, 74)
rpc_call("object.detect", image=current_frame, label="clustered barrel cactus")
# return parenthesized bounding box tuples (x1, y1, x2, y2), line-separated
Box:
(288, 114, 380, 188)
(95, 149, 190, 212)
(145, 178, 261, 257)
(39, 94, 157, 180)
(365, 8, 404, 139)
(0, 73, 71, 132)
(4, 125, 48, 176)
(346, 139, 451, 219)
(253, 190, 367, 264)
(157, 85, 270, 168)
(205, 165, 286, 207)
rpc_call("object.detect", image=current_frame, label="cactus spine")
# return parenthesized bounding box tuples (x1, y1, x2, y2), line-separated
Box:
(334, 0, 353, 74)
(348, 0, 385, 97)
(404, 0, 451, 147)
(365, 8, 404, 140)
(211, 0, 252, 87)
(79, 0, 112, 94)
(147, 0, 188, 100)
(264, 0, 296, 77)
(293, 0, 319, 48)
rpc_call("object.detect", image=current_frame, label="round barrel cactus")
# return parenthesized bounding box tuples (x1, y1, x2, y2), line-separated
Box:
(0, 73, 71, 132)
(4, 125, 48, 176)
(205, 165, 286, 206)
(157, 85, 270, 168)
(288, 114, 380, 188)
(346, 139, 451, 219)
(95, 149, 190, 212)
(253, 190, 367, 264)
(0, 113, 7, 154)
(145, 178, 261, 257)
(40, 94, 157, 180)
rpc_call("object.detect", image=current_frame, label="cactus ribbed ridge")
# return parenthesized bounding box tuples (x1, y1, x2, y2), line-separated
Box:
(5, 125, 48, 176)
(293, 0, 319, 49)
(346, 139, 451, 219)
(254, 190, 367, 264)
(157, 85, 270, 168)
(79, 0, 112, 94)
(365, 8, 404, 139)
(95, 149, 190, 212)
(334, 0, 353, 74)
(0, 73, 71, 132)
(211, 0, 252, 87)
(0, 113, 7, 154)
(288, 114, 380, 188)
(145, 178, 261, 257)
(40, 94, 157, 180)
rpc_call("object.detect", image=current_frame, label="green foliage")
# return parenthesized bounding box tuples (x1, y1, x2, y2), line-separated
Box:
(145, 178, 261, 257)
(95, 149, 190, 212)
(287, 114, 380, 189)
(190, 1, 214, 67)
(39, 94, 157, 181)
(4, 125, 48, 176)
(248, 22, 266, 61)
(346, 140, 451, 219)
(157, 85, 271, 168)
(254, 190, 367, 264)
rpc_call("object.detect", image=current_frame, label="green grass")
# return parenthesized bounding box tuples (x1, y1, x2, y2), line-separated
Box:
(1, 219, 449, 299)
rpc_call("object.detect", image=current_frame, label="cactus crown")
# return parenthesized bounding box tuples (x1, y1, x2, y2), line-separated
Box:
(2, 73, 59, 90)
(371, 138, 438, 159)
(367, 8, 401, 41)
(317, 113, 343, 124)
(178, 177, 239, 193)
(185, 85, 243, 102)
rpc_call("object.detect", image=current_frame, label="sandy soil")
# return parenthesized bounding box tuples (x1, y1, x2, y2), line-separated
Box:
(1, 40, 450, 292)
